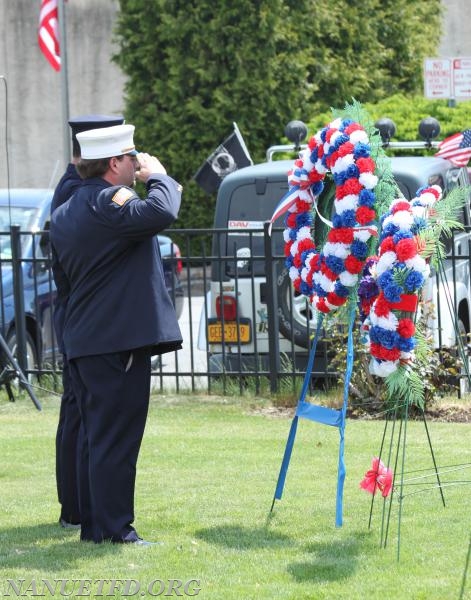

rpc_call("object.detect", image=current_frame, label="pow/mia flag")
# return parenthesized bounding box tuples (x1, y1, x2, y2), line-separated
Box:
(193, 123, 253, 194)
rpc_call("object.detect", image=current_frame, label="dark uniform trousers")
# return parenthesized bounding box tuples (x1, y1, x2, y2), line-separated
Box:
(55, 356, 81, 523)
(69, 347, 151, 543)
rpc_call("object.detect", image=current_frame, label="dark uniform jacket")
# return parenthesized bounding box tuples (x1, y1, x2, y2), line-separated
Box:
(51, 163, 82, 353)
(50, 174, 183, 360)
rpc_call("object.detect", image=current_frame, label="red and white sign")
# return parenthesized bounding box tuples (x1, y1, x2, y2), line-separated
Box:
(424, 57, 471, 99)
(424, 58, 452, 99)
(453, 58, 471, 98)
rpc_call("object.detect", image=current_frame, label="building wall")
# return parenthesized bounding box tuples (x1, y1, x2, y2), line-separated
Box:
(0, 0, 469, 189)
(439, 0, 471, 56)
(0, 0, 125, 188)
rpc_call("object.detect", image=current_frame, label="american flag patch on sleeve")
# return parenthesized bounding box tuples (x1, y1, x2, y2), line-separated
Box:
(111, 187, 134, 206)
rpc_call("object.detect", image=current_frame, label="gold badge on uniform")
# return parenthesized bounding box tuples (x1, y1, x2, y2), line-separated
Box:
(112, 187, 134, 206)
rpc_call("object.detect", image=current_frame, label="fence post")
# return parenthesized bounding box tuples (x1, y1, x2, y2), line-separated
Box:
(10, 225, 28, 377)
(264, 222, 280, 393)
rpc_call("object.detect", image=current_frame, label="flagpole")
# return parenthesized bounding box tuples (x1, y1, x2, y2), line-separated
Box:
(58, 0, 70, 168)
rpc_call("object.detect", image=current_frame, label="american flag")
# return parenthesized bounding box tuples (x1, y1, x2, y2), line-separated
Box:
(435, 129, 471, 167)
(38, 0, 60, 71)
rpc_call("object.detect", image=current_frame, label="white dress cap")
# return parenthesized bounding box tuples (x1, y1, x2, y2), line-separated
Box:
(77, 124, 137, 159)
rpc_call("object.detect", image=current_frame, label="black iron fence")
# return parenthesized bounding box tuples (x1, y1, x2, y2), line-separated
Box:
(0, 225, 470, 398)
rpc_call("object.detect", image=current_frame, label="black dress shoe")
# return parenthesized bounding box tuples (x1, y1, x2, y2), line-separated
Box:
(122, 531, 162, 546)
(59, 518, 81, 530)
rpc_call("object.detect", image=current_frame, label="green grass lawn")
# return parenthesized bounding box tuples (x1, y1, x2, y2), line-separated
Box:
(0, 392, 470, 599)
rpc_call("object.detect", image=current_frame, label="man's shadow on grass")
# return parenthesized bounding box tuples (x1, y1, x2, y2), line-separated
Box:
(0, 522, 121, 570)
(287, 530, 372, 583)
(195, 524, 294, 550)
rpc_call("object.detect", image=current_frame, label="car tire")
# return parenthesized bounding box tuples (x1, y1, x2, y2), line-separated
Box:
(5, 330, 38, 385)
(277, 266, 317, 349)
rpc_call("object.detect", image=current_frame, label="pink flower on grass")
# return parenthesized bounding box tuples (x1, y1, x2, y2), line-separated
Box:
(360, 457, 393, 497)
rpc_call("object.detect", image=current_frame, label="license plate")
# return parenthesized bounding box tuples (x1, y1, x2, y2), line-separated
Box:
(207, 318, 251, 344)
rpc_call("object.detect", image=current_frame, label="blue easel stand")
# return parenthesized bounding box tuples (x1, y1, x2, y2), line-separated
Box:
(270, 303, 356, 527)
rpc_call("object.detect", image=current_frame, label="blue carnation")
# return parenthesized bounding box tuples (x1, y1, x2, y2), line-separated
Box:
(310, 149, 319, 164)
(378, 271, 394, 288)
(376, 328, 398, 350)
(333, 171, 348, 186)
(345, 164, 360, 179)
(383, 283, 403, 303)
(285, 255, 294, 268)
(405, 270, 425, 292)
(340, 118, 354, 129)
(353, 142, 371, 158)
(358, 189, 376, 207)
(296, 212, 313, 228)
(289, 228, 298, 241)
(313, 282, 326, 297)
(382, 222, 399, 237)
(393, 230, 414, 243)
(334, 134, 350, 150)
(341, 210, 357, 227)
(369, 326, 380, 344)
(411, 217, 427, 234)
(311, 181, 324, 196)
(351, 239, 368, 260)
(300, 281, 312, 296)
(397, 336, 416, 352)
(326, 255, 345, 274)
(335, 282, 350, 297)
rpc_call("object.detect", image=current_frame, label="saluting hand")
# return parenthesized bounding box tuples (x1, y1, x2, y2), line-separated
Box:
(135, 152, 167, 183)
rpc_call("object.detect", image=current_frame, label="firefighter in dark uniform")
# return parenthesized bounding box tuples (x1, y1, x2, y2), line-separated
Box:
(53, 114, 124, 529)
(50, 124, 182, 544)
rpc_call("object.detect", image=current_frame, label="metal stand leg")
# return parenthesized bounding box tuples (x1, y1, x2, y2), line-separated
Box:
(0, 333, 42, 410)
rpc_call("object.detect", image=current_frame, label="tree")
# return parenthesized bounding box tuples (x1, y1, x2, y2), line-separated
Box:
(113, 0, 442, 229)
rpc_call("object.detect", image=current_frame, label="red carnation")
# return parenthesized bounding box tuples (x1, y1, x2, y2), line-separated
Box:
(379, 236, 395, 254)
(321, 264, 338, 282)
(286, 213, 297, 228)
(341, 177, 363, 197)
(374, 293, 391, 317)
(326, 150, 339, 170)
(293, 277, 302, 292)
(356, 156, 375, 173)
(391, 201, 411, 214)
(325, 128, 336, 143)
(356, 206, 376, 225)
(421, 186, 440, 200)
(397, 318, 415, 338)
(327, 291, 346, 306)
(293, 254, 302, 268)
(317, 144, 324, 159)
(343, 123, 362, 136)
(309, 169, 325, 183)
(328, 228, 354, 244)
(296, 200, 312, 212)
(294, 159, 303, 168)
(344, 255, 364, 274)
(316, 298, 331, 313)
(396, 238, 417, 261)
(337, 141, 355, 158)
(308, 136, 317, 150)
(310, 253, 321, 269)
(297, 238, 316, 253)
(284, 240, 293, 257)
(370, 343, 400, 361)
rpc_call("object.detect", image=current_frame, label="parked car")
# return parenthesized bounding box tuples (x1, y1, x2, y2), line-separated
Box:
(0, 188, 184, 377)
(198, 122, 471, 386)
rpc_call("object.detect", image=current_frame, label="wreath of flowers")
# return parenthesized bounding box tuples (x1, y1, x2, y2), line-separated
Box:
(281, 117, 379, 314)
(362, 185, 442, 377)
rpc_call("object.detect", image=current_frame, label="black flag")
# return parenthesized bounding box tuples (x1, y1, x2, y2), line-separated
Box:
(193, 123, 253, 194)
